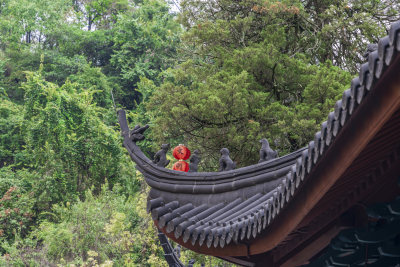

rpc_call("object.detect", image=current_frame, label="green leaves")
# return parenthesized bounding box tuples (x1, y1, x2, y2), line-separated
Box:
(0, 169, 35, 246)
(19, 72, 126, 208)
(147, 0, 358, 169)
(0, 99, 25, 168)
(110, 0, 181, 109)
(1, 185, 138, 266)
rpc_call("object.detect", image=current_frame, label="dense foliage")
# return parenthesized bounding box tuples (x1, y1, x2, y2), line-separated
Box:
(0, 0, 397, 266)
(148, 0, 398, 169)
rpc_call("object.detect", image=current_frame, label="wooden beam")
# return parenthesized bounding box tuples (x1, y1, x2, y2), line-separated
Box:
(277, 205, 368, 266)
(280, 223, 343, 267)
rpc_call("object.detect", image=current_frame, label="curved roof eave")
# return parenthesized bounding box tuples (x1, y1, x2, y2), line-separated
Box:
(119, 20, 400, 257)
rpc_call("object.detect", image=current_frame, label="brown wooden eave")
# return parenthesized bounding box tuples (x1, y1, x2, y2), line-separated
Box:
(274, 108, 400, 267)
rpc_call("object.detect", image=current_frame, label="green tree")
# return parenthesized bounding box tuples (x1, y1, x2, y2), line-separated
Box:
(0, 0, 184, 264)
(178, 0, 398, 73)
(0, 184, 138, 266)
(0, 99, 24, 168)
(109, 0, 181, 109)
(302, 0, 399, 72)
(0, 180, 35, 246)
(148, 0, 384, 169)
(72, 0, 129, 31)
(21, 71, 134, 209)
(0, 0, 69, 47)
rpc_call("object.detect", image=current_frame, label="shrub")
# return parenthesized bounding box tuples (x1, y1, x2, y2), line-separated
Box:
(1, 184, 139, 266)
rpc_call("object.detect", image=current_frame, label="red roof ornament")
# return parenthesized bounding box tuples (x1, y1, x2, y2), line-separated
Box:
(172, 144, 191, 172)
(173, 144, 191, 161)
(172, 160, 189, 172)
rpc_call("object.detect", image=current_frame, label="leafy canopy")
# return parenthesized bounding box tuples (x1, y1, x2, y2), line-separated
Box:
(148, 0, 358, 168)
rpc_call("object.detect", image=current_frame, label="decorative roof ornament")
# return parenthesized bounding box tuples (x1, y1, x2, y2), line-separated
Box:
(129, 124, 149, 143)
(173, 144, 191, 161)
(258, 138, 277, 163)
(219, 148, 236, 171)
(188, 150, 201, 172)
(172, 160, 189, 172)
(153, 144, 170, 167)
(172, 144, 191, 172)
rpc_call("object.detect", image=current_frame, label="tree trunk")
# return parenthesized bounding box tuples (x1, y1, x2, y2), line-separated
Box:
(26, 31, 31, 43)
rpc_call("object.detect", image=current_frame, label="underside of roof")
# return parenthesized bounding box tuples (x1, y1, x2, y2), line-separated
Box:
(119, 20, 400, 266)
(304, 197, 400, 267)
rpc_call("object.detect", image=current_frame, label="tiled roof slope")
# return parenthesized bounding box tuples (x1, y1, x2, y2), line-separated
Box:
(119, 20, 400, 253)
(119, 116, 305, 248)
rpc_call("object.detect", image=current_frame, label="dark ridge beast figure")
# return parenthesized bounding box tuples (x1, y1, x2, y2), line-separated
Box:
(129, 124, 149, 142)
(219, 148, 235, 171)
(153, 144, 170, 167)
(189, 149, 201, 172)
(259, 138, 277, 163)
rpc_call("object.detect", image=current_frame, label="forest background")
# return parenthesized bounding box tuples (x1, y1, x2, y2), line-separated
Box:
(0, 0, 398, 266)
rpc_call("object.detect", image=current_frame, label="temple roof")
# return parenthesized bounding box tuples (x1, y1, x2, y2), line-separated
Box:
(119, 20, 400, 266)
(120, 109, 305, 249)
